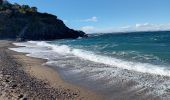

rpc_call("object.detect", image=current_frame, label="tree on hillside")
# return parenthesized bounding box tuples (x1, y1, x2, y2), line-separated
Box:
(29, 7, 37, 12)
(0, 0, 11, 11)
(12, 3, 21, 9)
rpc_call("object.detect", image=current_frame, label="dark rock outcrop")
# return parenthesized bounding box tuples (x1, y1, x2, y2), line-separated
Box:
(0, 1, 87, 41)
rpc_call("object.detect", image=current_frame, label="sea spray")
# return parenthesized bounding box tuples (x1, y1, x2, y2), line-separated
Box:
(10, 32, 170, 98)
(23, 41, 170, 76)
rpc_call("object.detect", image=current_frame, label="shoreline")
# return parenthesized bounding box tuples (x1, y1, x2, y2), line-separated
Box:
(0, 40, 103, 100)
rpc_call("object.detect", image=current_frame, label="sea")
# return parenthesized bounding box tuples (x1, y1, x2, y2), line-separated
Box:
(10, 31, 170, 99)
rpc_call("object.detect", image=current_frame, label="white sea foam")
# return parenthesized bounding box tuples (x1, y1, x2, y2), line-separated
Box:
(9, 41, 170, 98)
(21, 41, 170, 76)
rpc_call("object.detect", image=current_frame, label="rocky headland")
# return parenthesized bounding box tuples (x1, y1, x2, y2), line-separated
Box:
(0, 0, 87, 41)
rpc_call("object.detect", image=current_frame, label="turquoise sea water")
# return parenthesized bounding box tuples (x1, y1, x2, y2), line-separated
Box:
(50, 31, 170, 67)
(10, 31, 170, 99)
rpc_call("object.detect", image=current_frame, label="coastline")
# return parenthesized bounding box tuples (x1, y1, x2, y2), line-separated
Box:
(0, 40, 103, 100)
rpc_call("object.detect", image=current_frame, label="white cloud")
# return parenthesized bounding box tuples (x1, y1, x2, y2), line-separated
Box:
(81, 26, 96, 33)
(80, 26, 116, 33)
(120, 25, 131, 29)
(81, 16, 98, 22)
(63, 20, 68, 23)
(80, 23, 170, 33)
(134, 23, 170, 31)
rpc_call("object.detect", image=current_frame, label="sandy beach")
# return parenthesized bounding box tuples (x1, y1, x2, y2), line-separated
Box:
(0, 0, 169, 99)
(0, 40, 103, 100)
(1, 40, 170, 100)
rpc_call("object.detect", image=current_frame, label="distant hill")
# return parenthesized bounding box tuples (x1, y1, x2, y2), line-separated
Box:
(0, 1, 87, 41)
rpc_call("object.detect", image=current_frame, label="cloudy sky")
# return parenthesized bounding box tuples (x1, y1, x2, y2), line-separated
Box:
(9, 0, 170, 33)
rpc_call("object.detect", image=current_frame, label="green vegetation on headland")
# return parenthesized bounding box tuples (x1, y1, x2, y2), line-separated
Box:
(0, 0, 87, 41)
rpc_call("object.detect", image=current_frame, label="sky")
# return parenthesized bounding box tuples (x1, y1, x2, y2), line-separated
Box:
(9, 0, 170, 33)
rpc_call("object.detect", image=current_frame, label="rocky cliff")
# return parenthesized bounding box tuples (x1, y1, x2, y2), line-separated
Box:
(0, 2, 87, 41)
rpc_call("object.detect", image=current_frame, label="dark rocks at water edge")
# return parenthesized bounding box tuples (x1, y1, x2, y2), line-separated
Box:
(0, 1, 87, 41)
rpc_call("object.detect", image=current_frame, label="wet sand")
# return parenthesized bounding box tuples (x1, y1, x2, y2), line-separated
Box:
(0, 40, 103, 100)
